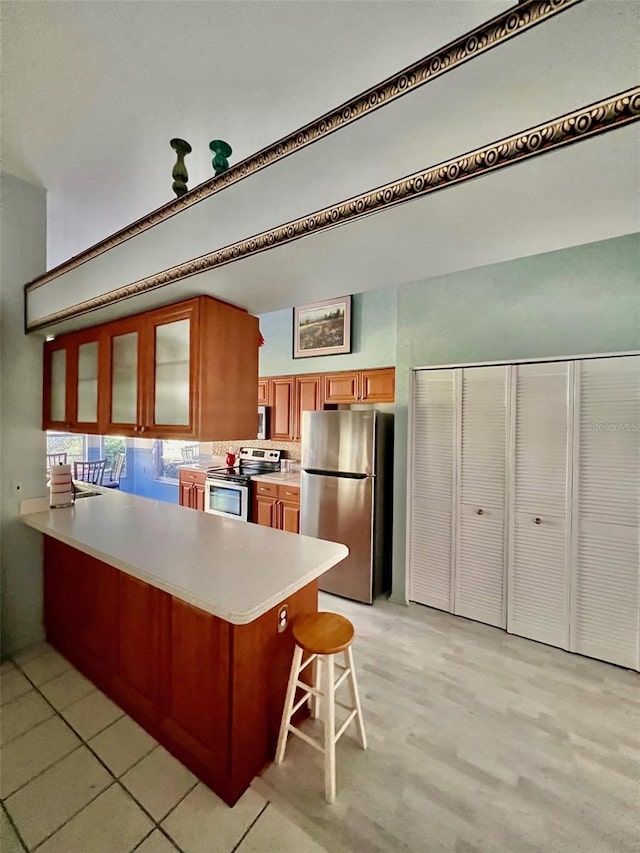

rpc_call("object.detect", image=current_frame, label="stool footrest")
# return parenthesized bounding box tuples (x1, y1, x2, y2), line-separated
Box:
(286, 723, 325, 753)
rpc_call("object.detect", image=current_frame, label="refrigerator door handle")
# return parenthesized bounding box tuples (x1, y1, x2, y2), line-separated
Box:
(303, 469, 371, 480)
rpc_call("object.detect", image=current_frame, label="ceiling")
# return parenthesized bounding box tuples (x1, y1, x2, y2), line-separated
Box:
(3, 0, 639, 333)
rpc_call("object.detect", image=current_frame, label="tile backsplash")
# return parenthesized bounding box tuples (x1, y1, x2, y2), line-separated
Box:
(210, 439, 301, 461)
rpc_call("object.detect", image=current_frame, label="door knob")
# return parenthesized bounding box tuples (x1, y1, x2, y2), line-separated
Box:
(534, 517, 542, 524)
(476, 508, 484, 516)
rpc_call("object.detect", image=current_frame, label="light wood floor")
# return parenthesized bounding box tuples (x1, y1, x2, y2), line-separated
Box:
(253, 593, 640, 853)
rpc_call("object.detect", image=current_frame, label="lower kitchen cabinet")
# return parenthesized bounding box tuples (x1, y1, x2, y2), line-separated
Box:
(42, 536, 317, 806)
(253, 482, 300, 533)
(179, 468, 206, 511)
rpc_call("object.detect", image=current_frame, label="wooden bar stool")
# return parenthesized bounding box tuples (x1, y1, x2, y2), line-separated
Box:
(275, 611, 367, 803)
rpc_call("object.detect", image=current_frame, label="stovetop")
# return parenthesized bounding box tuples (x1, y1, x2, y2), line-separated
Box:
(206, 448, 281, 484)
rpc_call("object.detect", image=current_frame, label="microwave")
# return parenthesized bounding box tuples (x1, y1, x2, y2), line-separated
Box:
(257, 406, 268, 440)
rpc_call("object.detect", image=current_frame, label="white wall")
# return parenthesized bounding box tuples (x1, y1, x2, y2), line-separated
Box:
(1, 172, 47, 657)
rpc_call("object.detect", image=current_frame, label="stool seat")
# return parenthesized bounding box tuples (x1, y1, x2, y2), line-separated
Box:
(276, 611, 366, 803)
(293, 612, 354, 655)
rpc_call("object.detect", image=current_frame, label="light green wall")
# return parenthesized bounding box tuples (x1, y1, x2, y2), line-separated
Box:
(258, 288, 397, 376)
(1, 172, 48, 657)
(392, 232, 640, 603)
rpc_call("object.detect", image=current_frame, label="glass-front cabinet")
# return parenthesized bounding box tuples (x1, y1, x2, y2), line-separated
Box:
(43, 330, 101, 432)
(42, 295, 258, 441)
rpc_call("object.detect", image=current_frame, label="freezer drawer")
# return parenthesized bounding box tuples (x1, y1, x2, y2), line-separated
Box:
(301, 471, 374, 603)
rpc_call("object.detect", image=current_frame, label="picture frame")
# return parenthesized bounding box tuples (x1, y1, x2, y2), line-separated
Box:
(293, 295, 352, 359)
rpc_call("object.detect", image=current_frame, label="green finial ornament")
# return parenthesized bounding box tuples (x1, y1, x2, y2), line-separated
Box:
(209, 139, 232, 175)
(170, 138, 192, 197)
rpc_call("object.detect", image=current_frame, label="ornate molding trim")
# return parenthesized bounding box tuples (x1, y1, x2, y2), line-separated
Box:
(27, 87, 639, 333)
(25, 0, 582, 293)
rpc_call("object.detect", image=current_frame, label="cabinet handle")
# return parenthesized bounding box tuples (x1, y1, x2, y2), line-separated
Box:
(476, 509, 484, 516)
(534, 517, 542, 524)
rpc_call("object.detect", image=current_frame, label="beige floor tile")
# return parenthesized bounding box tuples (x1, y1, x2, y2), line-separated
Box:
(1, 668, 32, 705)
(1, 808, 25, 853)
(0, 716, 81, 798)
(4, 746, 113, 849)
(162, 783, 266, 853)
(1, 689, 55, 745)
(37, 783, 154, 853)
(89, 714, 157, 776)
(236, 803, 330, 852)
(134, 829, 181, 853)
(18, 650, 71, 686)
(122, 745, 197, 821)
(39, 668, 96, 711)
(12, 641, 53, 666)
(60, 688, 125, 739)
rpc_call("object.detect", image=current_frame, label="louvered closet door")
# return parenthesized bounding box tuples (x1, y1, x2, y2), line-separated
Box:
(455, 366, 508, 628)
(571, 356, 640, 670)
(409, 369, 456, 611)
(508, 362, 571, 648)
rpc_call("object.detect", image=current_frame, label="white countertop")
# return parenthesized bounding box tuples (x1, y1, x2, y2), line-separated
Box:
(22, 489, 347, 625)
(250, 472, 301, 487)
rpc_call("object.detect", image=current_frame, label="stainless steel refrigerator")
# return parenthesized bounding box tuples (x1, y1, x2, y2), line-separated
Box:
(300, 410, 393, 604)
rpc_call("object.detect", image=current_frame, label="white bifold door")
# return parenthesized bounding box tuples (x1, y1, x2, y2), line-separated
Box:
(409, 365, 509, 629)
(570, 357, 639, 669)
(409, 354, 639, 670)
(507, 361, 572, 649)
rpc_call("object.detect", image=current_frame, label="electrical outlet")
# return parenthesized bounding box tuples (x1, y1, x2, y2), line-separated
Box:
(277, 605, 288, 633)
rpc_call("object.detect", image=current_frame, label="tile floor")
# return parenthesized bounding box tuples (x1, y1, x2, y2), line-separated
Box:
(0, 642, 328, 852)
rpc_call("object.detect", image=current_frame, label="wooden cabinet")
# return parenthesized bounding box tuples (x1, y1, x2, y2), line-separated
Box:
(42, 535, 317, 806)
(43, 295, 259, 441)
(257, 378, 270, 406)
(270, 377, 295, 441)
(179, 468, 206, 511)
(324, 367, 395, 404)
(43, 328, 103, 433)
(262, 373, 323, 441)
(253, 481, 300, 533)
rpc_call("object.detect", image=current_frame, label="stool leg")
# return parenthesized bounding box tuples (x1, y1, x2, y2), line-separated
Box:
(323, 654, 336, 803)
(345, 646, 367, 750)
(312, 656, 322, 719)
(276, 644, 303, 764)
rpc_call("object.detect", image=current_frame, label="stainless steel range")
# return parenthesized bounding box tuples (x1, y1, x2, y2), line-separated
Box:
(204, 448, 281, 521)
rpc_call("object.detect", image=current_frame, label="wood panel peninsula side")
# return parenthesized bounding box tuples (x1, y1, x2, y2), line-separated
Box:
(22, 489, 348, 806)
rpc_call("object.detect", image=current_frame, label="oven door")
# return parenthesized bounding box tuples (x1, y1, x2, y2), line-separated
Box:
(204, 479, 249, 521)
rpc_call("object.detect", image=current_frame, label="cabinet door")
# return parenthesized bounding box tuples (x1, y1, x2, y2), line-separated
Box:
(324, 371, 359, 403)
(179, 482, 193, 508)
(43, 340, 72, 430)
(455, 365, 509, 629)
(106, 318, 141, 435)
(570, 355, 640, 670)
(144, 303, 195, 436)
(361, 368, 395, 402)
(295, 375, 322, 440)
(74, 332, 102, 433)
(257, 379, 270, 406)
(279, 485, 300, 533)
(271, 377, 295, 441)
(193, 483, 206, 512)
(254, 495, 279, 527)
(508, 362, 571, 648)
(408, 369, 457, 612)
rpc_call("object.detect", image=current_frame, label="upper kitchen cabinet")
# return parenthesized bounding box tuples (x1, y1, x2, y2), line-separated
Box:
(257, 379, 270, 406)
(265, 374, 323, 441)
(43, 295, 259, 441)
(324, 367, 395, 404)
(43, 327, 103, 433)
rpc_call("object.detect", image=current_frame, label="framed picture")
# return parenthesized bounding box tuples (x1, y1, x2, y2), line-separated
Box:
(293, 296, 352, 359)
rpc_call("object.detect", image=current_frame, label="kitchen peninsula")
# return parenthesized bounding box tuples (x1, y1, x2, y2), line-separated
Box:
(22, 489, 348, 805)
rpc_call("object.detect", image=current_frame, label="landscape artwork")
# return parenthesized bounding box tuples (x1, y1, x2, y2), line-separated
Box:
(293, 296, 352, 358)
